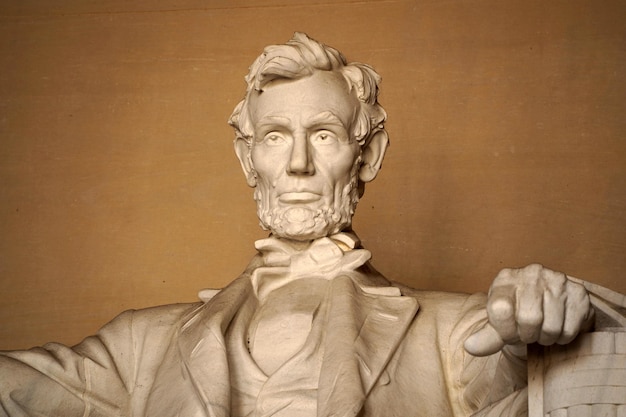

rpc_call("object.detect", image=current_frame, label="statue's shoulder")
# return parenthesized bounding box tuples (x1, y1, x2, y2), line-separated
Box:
(84, 302, 204, 355)
(392, 281, 488, 327)
(105, 302, 203, 332)
(385, 282, 489, 355)
(131, 302, 203, 318)
(105, 286, 229, 332)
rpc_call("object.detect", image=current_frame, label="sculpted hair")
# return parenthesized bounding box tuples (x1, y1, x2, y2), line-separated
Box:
(228, 32, 387, 147)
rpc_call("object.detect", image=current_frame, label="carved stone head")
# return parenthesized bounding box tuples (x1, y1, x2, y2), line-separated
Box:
(229, 33, 389, 241)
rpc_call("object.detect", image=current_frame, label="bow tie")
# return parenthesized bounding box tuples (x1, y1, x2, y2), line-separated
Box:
(250, 233, 372, 301)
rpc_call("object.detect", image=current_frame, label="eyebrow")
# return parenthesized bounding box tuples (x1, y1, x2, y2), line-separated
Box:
(255, 112, 348, 132)
(305, 111, 347, 130)
(255, 115, 292, 131)
(307, 110, 348, 130)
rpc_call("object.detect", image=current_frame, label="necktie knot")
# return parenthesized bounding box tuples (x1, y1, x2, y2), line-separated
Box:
(251, 233, 372, 301)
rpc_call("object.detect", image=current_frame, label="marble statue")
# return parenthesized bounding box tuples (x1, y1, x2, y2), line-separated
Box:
(1, 32, 624, 417)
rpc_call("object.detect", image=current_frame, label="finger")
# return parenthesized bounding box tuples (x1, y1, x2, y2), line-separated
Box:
(558, 280, 591, 344)
(464, 323, 506, 357)
(487, 283, 518, 343)
(536, 269, 567, 345)
(514, 280, 544, 344)
(538, 288, 565, 345)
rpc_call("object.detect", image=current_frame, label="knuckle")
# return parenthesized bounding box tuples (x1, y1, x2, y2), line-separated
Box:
(517, 309, 543, 327)
(547, 270, 567, 286)
(488, 298, 514, 320)
(510, 263, 545, 285)
(545, 273, 567, 296)
(523, 263, 544, 276)
(567, 281, 588, 301)
(498, 267, 514, 276)
(494, 268, 514, 283)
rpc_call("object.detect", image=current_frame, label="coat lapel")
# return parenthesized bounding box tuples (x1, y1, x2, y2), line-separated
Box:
(176, 270, 256, 417)
(318, 274, 419, 417)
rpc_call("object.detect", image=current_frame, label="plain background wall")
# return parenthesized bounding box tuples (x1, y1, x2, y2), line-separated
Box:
(1, 0, 624, 349)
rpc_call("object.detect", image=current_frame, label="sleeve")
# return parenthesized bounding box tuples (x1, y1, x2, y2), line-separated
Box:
(0, 303, 193, 417)
(447, 292, 528, 417)
(0, 309, 139, 417)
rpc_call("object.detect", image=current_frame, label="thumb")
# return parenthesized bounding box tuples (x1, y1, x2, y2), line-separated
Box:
(464, 323, 506, 357)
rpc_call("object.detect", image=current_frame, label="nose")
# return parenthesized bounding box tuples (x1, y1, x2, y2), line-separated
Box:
(287, 133, 315, 175)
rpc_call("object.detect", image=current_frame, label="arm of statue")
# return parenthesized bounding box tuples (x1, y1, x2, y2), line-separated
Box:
(464, 263, 594, 358)
(0, 304, 188, 417)
(0, 310, 138, 417)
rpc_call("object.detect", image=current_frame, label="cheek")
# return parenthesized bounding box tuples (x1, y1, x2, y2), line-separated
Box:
(318, 146, 360, 180)
(251, 147, 286, 180)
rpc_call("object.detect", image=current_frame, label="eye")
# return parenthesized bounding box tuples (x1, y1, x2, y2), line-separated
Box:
(262, 132, 287, 146)
(312, 131, 338, 145)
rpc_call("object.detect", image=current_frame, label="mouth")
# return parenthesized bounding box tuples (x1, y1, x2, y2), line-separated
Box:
(278, 192, 321, 204)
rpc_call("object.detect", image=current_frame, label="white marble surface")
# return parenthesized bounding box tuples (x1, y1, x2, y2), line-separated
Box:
(0, 32, 623, 417)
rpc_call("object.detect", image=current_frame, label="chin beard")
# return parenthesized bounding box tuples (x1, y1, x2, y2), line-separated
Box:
(255, 182, 359, 241)
(260, 206, 346, 241)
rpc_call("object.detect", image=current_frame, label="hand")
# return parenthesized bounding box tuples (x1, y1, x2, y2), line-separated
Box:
(464, 264, 594, 357)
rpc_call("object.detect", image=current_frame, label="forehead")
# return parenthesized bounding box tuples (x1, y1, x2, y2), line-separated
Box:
(248, 70, 359, 128)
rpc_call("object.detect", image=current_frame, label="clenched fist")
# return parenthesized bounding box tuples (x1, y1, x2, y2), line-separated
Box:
(464, 264, 594, 357)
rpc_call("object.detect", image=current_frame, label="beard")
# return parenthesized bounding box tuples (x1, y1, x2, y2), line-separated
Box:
(254, 163, 361, 241)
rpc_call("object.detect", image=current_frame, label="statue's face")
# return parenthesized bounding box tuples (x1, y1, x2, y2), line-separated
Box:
(247, 71, 362, 241)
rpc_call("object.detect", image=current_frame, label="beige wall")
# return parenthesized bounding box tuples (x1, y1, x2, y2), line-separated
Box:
(1, 0, 624, 349)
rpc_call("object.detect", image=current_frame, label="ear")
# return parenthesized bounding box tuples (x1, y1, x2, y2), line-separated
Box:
(234, 137, 257, 187)
(358, 130, 389, 183)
